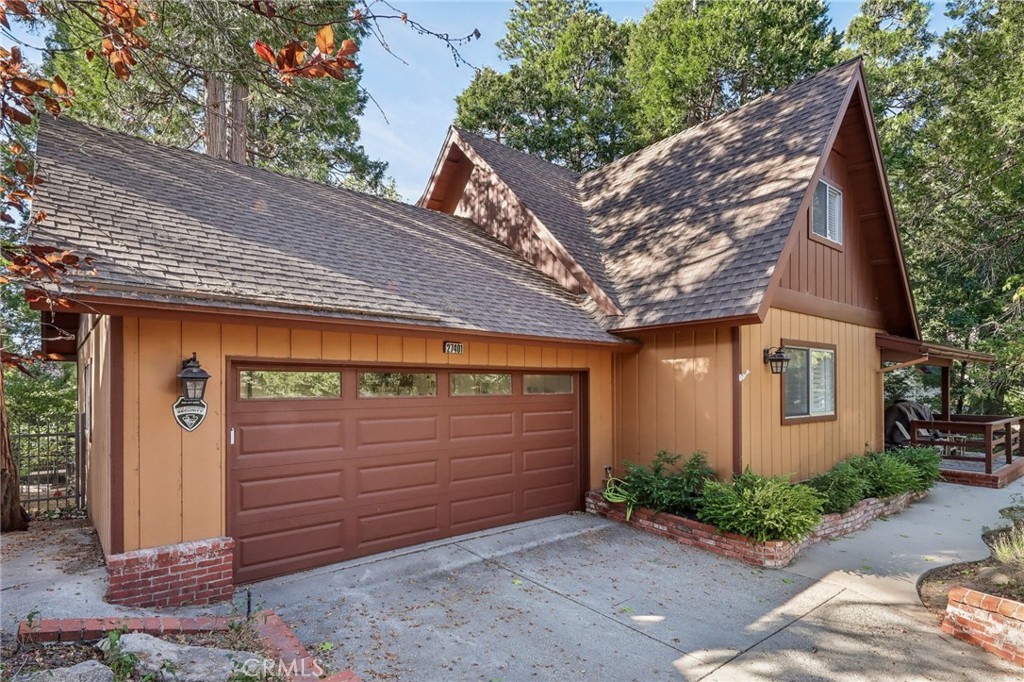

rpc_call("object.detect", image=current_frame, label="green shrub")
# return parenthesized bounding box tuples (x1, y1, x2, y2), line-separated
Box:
(805, 459, 870, 514)
(849, 453, 921, 498)
(620, 450, 716, 516)
(697, 469, 823, 542)
(888, 447, 942, 491)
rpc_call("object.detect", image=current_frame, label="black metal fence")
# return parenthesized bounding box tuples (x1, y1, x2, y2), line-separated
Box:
(11, 416, 83, 513)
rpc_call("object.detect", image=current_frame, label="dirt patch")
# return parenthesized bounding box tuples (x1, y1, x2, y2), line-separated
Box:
(919, 557, 1024, 622)
(0, 641, 103, 680)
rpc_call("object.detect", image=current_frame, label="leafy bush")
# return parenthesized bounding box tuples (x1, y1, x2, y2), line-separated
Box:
(849, 453, 921, 498)
(619, 450, 716, 516)
(888, 447, 942, 491)
(697, 469, 823, 542)
(805, 459, 870, 514)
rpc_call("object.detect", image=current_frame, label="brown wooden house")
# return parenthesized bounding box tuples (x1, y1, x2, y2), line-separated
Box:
(28, 58, 994, 604)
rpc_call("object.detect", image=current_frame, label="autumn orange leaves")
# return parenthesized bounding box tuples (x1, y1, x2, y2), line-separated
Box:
(253, 23, 360, 83)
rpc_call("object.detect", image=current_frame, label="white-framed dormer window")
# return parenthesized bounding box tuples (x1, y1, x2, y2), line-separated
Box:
(811, 179, 842, 244)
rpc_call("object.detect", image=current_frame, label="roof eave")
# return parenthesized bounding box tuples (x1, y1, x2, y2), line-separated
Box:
(26, 286, 635, 350)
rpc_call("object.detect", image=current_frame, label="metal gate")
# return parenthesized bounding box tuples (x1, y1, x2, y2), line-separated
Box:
(11, 415, 84, 514)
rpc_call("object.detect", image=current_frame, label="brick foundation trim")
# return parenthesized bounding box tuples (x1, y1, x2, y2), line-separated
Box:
(18, 611, 364, 682)
(106, 536, 234, 607)
(586, 489, 925, 568)
(942, 587, 1024, 666)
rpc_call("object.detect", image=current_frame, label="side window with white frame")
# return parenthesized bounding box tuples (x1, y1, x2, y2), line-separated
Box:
(783, 344, 836, 421)
(811, 179, 842, 244)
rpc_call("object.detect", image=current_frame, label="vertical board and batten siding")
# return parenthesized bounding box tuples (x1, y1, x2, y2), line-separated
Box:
(778, 148, 882, 309)
(119, 316, 615, 553)
(613, 325, 735, 479)
(741, 308, 883, 481)
(78, 315, 113, 554)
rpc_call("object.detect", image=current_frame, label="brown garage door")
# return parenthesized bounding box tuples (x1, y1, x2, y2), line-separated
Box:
(227, 365, 583, 583)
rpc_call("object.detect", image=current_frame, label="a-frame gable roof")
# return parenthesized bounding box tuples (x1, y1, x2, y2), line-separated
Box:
(580, 59, 864, 330)
(761, 71, 919, 339)
(425, 58, 919, 336)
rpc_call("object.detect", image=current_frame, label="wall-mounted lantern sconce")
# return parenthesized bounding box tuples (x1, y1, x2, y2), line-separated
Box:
(177, 352, 210, 401)
(763, 346, 790, 375)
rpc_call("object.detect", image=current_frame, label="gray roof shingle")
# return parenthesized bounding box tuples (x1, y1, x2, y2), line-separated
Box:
(31, 117, 623, 345)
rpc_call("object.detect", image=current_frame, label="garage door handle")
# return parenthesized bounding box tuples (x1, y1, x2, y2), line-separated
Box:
(230, 427, 235, 445)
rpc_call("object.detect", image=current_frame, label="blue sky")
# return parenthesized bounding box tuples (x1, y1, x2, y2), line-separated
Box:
(354, 1, 875, 201)
(9, 1, 948, 201)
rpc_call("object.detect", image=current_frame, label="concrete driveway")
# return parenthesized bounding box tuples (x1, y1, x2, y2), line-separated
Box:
(250, 480, 1024, 681)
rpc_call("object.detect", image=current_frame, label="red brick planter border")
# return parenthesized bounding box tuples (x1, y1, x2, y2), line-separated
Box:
(586, 489, 925, 568)
(17, 612, 363, 682)
(942, 587, 1024, 667)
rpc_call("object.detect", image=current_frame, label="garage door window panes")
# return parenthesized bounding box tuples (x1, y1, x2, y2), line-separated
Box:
(523, 374, 573, 394)
(239, 370, 341, 400)
(451, 373, 513, 396)
(359, 372, 437, 398)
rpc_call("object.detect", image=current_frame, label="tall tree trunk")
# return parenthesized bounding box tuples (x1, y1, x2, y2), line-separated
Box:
(228, 83, 249, 164)
(1, 369, 29, 532)
(205, 75, 227, 160)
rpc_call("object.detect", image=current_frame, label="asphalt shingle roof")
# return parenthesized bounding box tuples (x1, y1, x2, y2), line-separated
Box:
(581, 60, 859, 329)
(31, 117, 623, 345)
(452, 60, 861, 330)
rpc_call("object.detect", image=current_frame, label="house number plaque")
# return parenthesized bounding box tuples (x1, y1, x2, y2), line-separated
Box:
(443, 341, 464, 355)
(172, 397, 208, 432)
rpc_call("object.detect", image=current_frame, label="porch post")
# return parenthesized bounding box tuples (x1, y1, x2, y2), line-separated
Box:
(941, 365, 951, 419)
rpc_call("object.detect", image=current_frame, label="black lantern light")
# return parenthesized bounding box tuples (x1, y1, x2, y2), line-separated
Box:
(177, 352, 210, 401)
(763, 346, 790, 375)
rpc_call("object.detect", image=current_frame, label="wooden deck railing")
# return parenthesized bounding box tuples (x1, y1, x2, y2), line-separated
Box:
(910, 414, 1023, 475)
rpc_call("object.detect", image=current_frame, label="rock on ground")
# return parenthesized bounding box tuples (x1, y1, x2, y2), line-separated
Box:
(97, 633, 270, 682)
(13, 659, 114, 682)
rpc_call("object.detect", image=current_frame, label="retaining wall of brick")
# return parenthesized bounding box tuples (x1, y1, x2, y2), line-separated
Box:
(585, 489, 924, 568)
(942, 587, 1024, 667)
(105, 536, 234, 607)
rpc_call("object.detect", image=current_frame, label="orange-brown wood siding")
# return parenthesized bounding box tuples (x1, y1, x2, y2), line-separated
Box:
(613, 325, 735, 479)
(78, 315, 113, 554)
(740, 309, 883, 480)
(118, 316, 615, 552)
(452, 163, 581, 293)
(778, 148, 882, 312)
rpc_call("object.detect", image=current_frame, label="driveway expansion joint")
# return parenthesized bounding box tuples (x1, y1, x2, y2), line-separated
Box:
(694, 587, 849, 681)
(454, 539, 700, 661)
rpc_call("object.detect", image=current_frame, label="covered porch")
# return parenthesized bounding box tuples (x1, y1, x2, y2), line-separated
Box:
(877, 334, 1024, 488)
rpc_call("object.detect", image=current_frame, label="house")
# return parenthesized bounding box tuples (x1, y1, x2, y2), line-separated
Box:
(27, 58, 976, 605)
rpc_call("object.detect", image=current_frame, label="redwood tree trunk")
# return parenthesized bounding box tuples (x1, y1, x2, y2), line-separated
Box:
(1, 369, 29, 532)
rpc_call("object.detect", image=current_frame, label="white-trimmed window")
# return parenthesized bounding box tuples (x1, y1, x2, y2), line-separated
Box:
(811, 180, 842, 244)
(783, 345, 836, 420)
